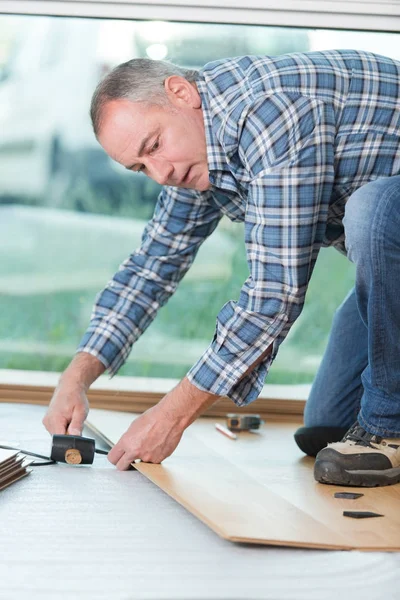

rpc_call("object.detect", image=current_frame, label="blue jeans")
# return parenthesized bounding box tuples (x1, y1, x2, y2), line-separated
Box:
(304, 176, 400, 438)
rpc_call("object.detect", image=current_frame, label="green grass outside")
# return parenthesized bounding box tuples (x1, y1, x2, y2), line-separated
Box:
(0, 226, 355, 384)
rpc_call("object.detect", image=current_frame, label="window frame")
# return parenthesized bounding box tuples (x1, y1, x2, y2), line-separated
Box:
(0, 1, 397, 406)
(1, 0, 399, 32)
(0, 368, 308, 418)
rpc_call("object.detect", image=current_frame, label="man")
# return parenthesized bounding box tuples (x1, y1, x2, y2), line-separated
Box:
(43, 50, 400, 487)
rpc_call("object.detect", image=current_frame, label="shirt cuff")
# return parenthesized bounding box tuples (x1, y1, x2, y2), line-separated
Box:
(76, 323, 134, 377)
(186, 338, 278, 406)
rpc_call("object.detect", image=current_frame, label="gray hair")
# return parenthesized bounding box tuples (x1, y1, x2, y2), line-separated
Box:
(90, 58, 199, 136)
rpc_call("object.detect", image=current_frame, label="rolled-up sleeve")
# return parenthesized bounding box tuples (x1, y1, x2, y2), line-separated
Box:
(77, 186, 222, 375)
(187, 93, 336, 405)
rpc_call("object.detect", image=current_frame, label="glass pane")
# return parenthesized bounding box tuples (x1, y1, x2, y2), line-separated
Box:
(0, 15, 397, 383)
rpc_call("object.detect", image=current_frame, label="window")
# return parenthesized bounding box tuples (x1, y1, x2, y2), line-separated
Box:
(0, 14, 398, 383)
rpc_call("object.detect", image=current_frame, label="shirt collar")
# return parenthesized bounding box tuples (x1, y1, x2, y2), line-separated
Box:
(195, 76, 229, 186)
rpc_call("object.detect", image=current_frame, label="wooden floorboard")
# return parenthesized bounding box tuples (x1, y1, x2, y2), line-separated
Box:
(87, 409, 400, 551)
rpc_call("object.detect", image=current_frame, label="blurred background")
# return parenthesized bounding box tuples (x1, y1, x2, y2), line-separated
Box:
(0, 15, 398, 382)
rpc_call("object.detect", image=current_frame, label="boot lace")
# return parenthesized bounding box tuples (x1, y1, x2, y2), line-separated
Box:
(343, 422, 383, 448)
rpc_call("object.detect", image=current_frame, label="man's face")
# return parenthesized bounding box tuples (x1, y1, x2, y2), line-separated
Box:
(98, 76, 211, 191)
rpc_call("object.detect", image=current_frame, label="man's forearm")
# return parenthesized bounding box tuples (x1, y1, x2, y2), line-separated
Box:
(171, 344, 273, 425)
(158, 376, 220, 428)
(59, 352, 106, 391)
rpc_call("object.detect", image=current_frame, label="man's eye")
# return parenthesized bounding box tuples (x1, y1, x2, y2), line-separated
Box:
(151, 139, 160, 152)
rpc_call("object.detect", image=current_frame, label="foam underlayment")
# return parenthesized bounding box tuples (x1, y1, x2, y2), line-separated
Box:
(1, 403, 399, 600)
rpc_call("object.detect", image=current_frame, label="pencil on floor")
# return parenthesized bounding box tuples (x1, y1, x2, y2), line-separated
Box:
(215, 423, 237, 440)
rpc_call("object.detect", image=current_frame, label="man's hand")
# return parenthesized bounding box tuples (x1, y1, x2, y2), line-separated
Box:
(43, 382, 89, 436)
(42, 352, 105, 436)
(108, 377, 219, 470)
(107, 403, 185, 470)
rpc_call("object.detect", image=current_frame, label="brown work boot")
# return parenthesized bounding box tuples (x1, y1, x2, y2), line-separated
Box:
(314, 421, 400, 487)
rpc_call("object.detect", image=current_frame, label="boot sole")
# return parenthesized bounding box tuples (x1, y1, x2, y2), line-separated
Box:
(314, 460, 400, 487)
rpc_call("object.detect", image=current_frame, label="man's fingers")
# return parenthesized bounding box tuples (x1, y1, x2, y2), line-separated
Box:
(108, 441, 138, 470)
(67, 409, 86, 436)
(43, 414, 68, 435)
(107, 443, 125, 466)
(116, 454, 136, 471)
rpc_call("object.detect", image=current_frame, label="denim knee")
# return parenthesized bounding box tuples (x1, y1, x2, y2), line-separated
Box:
(343, 177, 400, 264)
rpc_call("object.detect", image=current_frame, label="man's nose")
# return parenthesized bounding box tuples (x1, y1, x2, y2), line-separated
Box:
(146, 159, 174, 186)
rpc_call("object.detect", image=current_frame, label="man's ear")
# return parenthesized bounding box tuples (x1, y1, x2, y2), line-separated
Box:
(164, 75, 201, 109)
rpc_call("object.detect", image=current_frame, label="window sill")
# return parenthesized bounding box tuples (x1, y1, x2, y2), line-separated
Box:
(0, 369, 308, 421)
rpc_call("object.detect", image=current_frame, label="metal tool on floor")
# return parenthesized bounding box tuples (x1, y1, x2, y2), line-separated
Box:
(226, 414, 264, 432)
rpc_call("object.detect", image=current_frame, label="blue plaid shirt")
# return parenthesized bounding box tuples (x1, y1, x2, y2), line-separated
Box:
(78, 50, 400, 406)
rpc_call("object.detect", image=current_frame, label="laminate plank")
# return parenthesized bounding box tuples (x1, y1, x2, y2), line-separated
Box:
(87, 409, 400, 551)
(192, 419, 400, 549)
